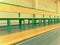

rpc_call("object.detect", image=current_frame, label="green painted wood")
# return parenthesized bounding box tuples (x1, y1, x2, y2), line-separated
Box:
(57, 16, 59, 24)
(32, 19, 35, 28)
(19, 20, 22, 30)
(39, 19, 42, 27)
(55, 19, 57, 24)
(18, 13, 22, 30)
(48, 19, 51, 25)
(51, 19, 53, 24)
(54, 16, 57, 24)
(43, 19, 46, 26)
(58, 18, 59, 24)
(42, 15, 46, 26)
(7, 20, 12, 33)
(34, 19, 36, 27)
(58, 19, 60, 23)
(0, 18, 59, 20)
(49, 16, 53, 25)
(0, 17, 60, 32)
(54, 16, 55, 24)
(23, 20, 26, 30)
(28, 20, 30, 29)
(18, 13, 20, 17)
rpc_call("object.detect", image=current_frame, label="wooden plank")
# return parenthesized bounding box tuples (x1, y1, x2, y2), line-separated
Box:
(0, 4, 43, 15)
(0, 4, 60, 16)
(0, 24, 60, 45)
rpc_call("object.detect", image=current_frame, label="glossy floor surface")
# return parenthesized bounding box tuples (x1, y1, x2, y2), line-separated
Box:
(16, 28, 60, 45)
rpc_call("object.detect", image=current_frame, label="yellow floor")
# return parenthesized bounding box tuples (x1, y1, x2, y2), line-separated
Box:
(0, 24, 60, 45)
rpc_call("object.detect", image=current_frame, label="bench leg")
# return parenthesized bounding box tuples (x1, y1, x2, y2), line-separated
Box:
(7, 20, 12, 33)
